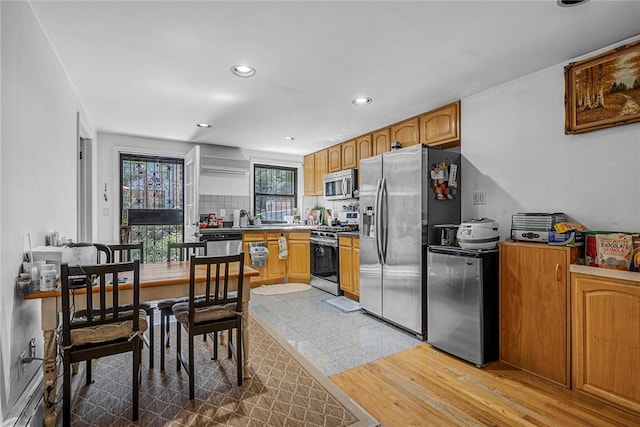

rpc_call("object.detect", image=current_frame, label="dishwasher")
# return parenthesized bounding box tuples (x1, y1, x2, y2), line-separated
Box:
(426, 245, 499, 367)
(198, 229, 243, 256)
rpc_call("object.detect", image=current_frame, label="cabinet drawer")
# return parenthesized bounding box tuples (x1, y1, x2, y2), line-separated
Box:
(339, 236, 353, 247)
(288, 231, 310, 240)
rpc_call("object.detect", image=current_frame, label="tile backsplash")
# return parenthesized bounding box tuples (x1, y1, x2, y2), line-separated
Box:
(199, 195, 250, 216)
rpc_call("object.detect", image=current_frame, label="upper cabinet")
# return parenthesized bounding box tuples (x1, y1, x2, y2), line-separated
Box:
(356, 134, 372, 166)
(391, 117, 419, 148)
(373, 128, 391, 156)
(341, 139, 357, 170)
(303, 154, 315, 196)
(314, 149, 328, 196)
(328, 145, 342, 173)
(420, 100, 460, 148)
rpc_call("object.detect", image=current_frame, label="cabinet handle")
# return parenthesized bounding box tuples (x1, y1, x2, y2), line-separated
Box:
(555, 264, 561, 281)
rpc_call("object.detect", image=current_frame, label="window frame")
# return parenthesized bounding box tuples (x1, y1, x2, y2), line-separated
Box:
(253, 163, 298, 224)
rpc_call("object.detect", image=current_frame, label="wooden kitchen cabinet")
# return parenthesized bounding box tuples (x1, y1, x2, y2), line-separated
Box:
(341, 139, 357, 170)
(303, 154, 315, 196)
(242, 232, 268, 285)
(339, 236, 359, 300)
(373, 128, 391, 156)
(572, 267, 640, 413)
(390, 117, 419, 148)
(328, 145, 342, 173)
(356, 134, 372, 165)
(420, 101, 460, 148)
(287, 231, 310, 283)
(266, 232, 286, 281)
(499, 241, 580, 388)
(314, 149, 328, 196)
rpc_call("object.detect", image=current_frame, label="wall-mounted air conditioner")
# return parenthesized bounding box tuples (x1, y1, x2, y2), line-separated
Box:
(200, 146, 250, 177)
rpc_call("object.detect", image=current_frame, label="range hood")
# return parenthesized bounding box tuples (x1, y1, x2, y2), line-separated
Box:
(200, 145, 250, 176)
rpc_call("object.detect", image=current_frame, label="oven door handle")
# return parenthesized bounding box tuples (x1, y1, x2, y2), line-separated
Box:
(374, 177, 383, 264)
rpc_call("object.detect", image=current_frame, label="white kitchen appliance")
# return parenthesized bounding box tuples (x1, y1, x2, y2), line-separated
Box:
(457, 218, 500, 249)
(338, 211, 359, 226)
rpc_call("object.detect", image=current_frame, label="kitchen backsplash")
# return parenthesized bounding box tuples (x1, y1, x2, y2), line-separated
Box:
(199, 195, 250, 216)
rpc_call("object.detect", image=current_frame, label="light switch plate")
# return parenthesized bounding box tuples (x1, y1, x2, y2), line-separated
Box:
(473, 191, 486, 205)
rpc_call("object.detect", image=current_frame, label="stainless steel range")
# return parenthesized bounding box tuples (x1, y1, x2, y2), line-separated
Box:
(310, 225, 357, 295)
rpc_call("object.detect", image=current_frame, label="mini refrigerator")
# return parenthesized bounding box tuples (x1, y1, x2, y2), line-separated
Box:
(426, 245, 499, 367)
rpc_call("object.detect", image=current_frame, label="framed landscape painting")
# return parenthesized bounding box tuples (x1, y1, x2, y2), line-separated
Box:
(565, 39, 640, 134)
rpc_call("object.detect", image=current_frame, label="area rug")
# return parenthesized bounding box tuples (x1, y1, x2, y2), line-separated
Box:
(323, 296, 362, 313)
(65, 313, 378, 426)
(251, 282, 311, 295)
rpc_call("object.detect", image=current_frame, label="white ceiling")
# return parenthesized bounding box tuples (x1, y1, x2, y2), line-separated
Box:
(30, 0, 640, 156)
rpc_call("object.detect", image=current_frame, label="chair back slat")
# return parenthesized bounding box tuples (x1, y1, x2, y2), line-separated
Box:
(109, 243, 144, 263)
(167, 241, 207, 262)
(94, 244, 112, 264)
(188, 253, 244, 319)
(61, 261, 140, 347)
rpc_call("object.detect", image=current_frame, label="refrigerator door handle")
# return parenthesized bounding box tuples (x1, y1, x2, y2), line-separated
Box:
(380, 177, 388, 263)
(374, 177, 383, 264)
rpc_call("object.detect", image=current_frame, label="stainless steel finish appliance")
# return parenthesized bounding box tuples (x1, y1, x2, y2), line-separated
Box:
(426, 245, 499, 367)
(359, 145, 460, 339)
(324, 169, 357, 200)
(510, 212, 567, 243)
(198, 229, 243, 256)
(310, 225, 355, 295)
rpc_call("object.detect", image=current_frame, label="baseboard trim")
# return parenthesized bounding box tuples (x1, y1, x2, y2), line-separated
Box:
(2, 370, 44, 427)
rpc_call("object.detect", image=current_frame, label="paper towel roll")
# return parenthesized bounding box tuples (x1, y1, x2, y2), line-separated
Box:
(233, 209, 241, 228)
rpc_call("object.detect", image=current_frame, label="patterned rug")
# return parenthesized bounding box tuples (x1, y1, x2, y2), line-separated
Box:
(63, 313, 377, 426)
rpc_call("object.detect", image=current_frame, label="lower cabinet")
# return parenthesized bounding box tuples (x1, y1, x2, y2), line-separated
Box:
(242, 230, 310, 286)
(572, 269, 640, 414)
(339, 236, 360, 300)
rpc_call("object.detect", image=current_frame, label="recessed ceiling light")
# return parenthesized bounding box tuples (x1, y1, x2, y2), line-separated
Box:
(196, 123, 212, 128)
(556, 0, 589, 7)
(282, 136, 295, 141)
(231, 65, 256, 77)
(352, 97, 373, 106)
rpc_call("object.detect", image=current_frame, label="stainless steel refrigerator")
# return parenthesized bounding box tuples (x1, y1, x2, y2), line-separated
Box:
(359, 145, 460, 339)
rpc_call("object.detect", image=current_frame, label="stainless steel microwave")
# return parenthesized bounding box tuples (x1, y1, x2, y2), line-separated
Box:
(324, 169, 357, 200)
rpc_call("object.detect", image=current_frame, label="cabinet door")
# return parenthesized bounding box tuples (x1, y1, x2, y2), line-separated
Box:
(499, 243, 570, 387)
(341, 140, 357, 170)
(373, 128, 391, 156)
(572, 273, 640, 413)
(420, 101, 460, 148)
(314, 149, 328, 196)
(266, 233, 286, 280)
(242, 232, 266, 284)
(356, 134, 372, 166)
(391, 117, 419, 148)
(328, 145, 342, 173)
(287, 233, 310, 283)
(303, 154, 315, 196)
(353, 238, 360, 297)
(339, 236, 353, 294)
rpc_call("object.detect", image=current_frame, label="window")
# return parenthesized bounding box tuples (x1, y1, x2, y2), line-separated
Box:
(120, 154, 184, 263)
(254, 165, 297, 223)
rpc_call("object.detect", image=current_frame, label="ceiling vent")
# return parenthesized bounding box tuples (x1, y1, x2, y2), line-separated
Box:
(200, 145, 250, 177)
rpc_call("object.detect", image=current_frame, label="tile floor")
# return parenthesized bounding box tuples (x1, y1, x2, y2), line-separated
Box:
(249, 287, 422, 376)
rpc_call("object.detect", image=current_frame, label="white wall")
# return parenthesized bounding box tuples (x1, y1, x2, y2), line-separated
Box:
(461, 36, 640, 240)
(0, 1, 96, 418)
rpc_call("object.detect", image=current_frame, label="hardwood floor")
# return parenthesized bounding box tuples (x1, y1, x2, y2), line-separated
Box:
(330, 343, 640, 426)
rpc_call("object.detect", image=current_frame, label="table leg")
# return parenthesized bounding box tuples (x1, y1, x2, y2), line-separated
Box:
(241, 301, 251, 378)
(43, 329, 57, 427)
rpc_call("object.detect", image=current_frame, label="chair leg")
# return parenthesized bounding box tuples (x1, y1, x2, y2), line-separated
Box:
(160, 310, 166, 372)
(86, 359, 92, 385)
(148, 309, 154, 369)
(165, 311, 171, 347)
(132, 337, 140, 421)
(176, 321, 181, 372)
(228, 329, 232, 359)
(63, 353, 71, 426)
(212, 332, 218, 360)
(189, 333, 195, 400)
(237, 319, 243, 386)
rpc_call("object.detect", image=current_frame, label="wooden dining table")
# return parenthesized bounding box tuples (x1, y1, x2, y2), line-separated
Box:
(24, 260, 259, 427)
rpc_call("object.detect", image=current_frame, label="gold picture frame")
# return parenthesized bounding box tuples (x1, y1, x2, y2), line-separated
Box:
(564, 39, 640, 134)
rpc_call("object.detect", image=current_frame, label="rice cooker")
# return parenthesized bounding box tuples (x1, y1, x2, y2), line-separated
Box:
(456, 218, 500, 250)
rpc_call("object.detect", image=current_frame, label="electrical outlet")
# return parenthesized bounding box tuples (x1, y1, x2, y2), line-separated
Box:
(29, 338, 36, 359)
(473, 191, 486, 205)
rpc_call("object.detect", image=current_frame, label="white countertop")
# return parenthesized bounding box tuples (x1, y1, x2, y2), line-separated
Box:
(570, 264, 640, 283)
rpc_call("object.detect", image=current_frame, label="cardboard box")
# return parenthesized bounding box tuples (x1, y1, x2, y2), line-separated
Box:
(548, 230, 584, 246)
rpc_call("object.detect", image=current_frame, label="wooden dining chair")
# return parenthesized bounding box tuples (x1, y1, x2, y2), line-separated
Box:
(60, 260, 145, 425)
(158, 241, 207, 371)
(93, 243, 112, 264)
(108, 242, 155, 369)
(173, 252, 245, 399)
